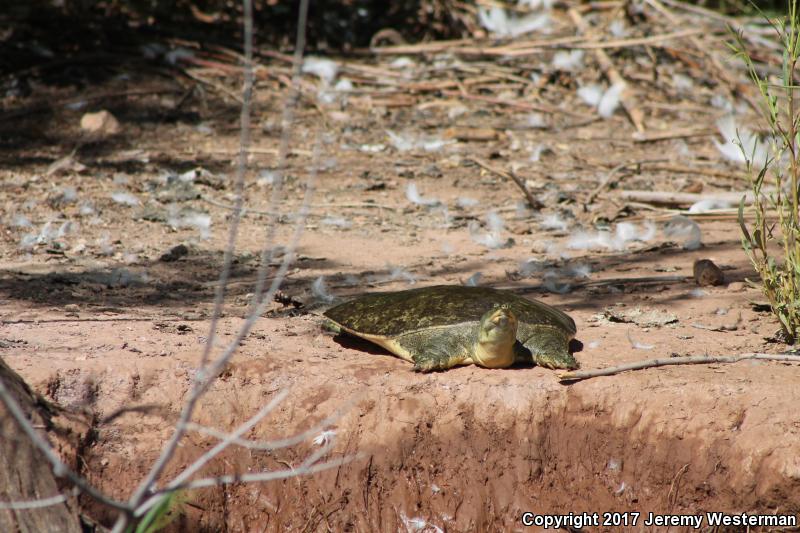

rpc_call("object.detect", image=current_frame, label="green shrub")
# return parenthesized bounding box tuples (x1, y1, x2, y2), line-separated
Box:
(732, 0, 800, 343)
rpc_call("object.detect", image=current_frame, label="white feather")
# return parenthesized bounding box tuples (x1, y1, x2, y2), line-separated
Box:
(688, 198, 732, 213)
(479, 7, 549, 37)
(663, 215, 702, 250)
(609, 19, 627, 37)
(552, 50, 584, 71)
(713, 115, 770, 167)
(111, 191, 140, 206)
(577, 84, 603, 107)
(456, 197, 479, 208)
(539, 213, 568, 231)
(598, 82, 626, 118)
(526, 113, 547, 129)
(627, 330, 654, 350)
(312, 429, 336, 446)
(465, 272, 482, 286)
(312, 276, 335, 303)
(302, 57, 338, 84)
(405, 182, 441, 207)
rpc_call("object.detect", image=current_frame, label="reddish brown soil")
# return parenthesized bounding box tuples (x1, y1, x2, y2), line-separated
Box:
(2, 36, 800, 531)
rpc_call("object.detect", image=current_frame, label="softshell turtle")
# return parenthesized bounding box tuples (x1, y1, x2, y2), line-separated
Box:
(323, 285, 578, 372)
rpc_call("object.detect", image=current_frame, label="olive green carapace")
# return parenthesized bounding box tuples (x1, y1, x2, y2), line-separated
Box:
(323, 285, 579, 372)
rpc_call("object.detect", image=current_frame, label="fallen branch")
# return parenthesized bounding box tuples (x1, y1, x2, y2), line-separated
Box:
(439, 90, 592, 118)
(619, 190, 753, 206)
(586, 158, 669, 204)
(632, 127, 716, 143)
(559, 353, 800, 382)
(567, 7, 646, 133)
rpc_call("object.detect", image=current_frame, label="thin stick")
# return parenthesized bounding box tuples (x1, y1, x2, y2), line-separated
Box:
(632, 127, 716, 143)
(136, 455, 356, 516)
(124, 0, 259, 515)
(619, 190, 754, 206)
(570, 28, 709, 50)
(167, 390, 289, 490)
(559, 353, 800, 382)
(439, 90, 593, 119)
(586, 159, 669, 204)
(567, 7, 646, 133)
(469, 157, 543, 210)
(644, 164, 745, 180)
(0, 493, 70, 510)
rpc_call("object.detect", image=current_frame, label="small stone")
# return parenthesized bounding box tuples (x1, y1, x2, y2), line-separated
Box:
(693, 259, 725, 286)
(727, 281, 746, 292)
(160, 244, 189, 262)
(64, 304, 79, 313)
(80, 110, 121, 136)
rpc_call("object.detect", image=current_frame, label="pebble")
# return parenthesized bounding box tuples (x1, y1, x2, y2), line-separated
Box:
(693, 259, 725, 286)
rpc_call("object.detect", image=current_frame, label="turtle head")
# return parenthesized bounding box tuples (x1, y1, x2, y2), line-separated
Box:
(474, 305, 518, 368)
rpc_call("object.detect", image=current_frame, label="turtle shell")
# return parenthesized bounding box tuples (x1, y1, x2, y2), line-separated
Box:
(323, 285, 575, 338)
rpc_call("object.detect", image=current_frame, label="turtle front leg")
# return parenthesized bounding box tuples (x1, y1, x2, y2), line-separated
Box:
(522, 326, 579, 370)
(412, 349, 467, 372)
(396, 333, 470, 372)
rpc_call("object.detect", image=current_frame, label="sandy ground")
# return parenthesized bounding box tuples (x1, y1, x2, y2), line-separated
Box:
(2, 34, 800, 530)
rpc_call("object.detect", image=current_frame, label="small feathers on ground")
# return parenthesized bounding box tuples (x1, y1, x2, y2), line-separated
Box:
(567, 221, 655, 252)
(387, 130, 451, 152)
(465, 272, 482, 286)
(11, 215, 32, 228)
(321, 216, 351, 228)
(577, 84, 603, 107)
(598, 82, 626, 118)
(552, 50, 584, 71)
(609, 19, 627, 37)
(456, 197, 479, 208)
(713, 115, 770, 167)
(627, 330, 654, 350)
(400, 513, 444, 533)
(312, 429, 336, 446)
(478, 7, 550, 37)
(388, 265, 417, 284)
(405, 182, 441, 207)
(518, 258, 545, 277)
(688, 198, 733, 213)
(672, 73, 694, 92)
(312, 276, 336, 303)
(663, 215, 702, 250)
(469, 211, 511, 249)
(389, 57, 416, 70)
(111, 191, 140, 206)
(578, 83, 625, 118)
(526, 113, 547, 128)
(167, 211, 211, 239)
(302, 57, 338, 84)
(539, 213, 569, 232)
(529, 143, 546, 162)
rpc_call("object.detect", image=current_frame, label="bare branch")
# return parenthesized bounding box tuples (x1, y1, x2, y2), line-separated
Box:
(125, 0, 316, 523)
(126, 0, 260, 510)
(559, 353, 800, 382)
(0, 491, 74, 510)
(170, 390, 289, 489)
(135, 453, 358, 517)
(183, 395, 357, 451)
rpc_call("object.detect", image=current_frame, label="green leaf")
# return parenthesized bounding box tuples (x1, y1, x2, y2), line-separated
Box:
(135, 491, 183, 533)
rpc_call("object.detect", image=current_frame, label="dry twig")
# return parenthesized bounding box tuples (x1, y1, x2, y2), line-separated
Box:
(469, 156, 543, 210)
(560, 353, 800, 382)
(567, 7, 646, 133)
